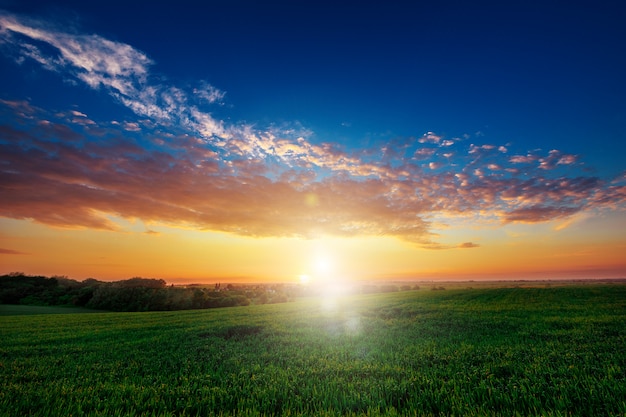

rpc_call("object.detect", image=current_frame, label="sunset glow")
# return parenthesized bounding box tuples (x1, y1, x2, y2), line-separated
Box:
(1, 2, 625, 283)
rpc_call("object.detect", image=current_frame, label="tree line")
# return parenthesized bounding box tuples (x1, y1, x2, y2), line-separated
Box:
(0, 273, 297, 312)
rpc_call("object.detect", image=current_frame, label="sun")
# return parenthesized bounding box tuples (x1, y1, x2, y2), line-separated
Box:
(313, 255, 333, 278)
(296, 252, 337, 285)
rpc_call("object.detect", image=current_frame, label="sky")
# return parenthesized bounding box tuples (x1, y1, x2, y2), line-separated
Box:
(1, 0, 625, 283)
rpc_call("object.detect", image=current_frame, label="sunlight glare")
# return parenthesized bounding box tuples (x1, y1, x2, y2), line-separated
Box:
(315, 257, 332, 277)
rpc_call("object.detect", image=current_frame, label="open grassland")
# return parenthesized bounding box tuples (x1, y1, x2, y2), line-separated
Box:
(0, 304, 104, 316)
(1, 285, 625, 416)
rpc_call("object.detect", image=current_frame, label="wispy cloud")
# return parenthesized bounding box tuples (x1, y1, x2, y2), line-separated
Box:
(458, 242, 480, 249)
(0, 13, 151, 93)
(0, 11, 227, 140)
(0, 248, 28, 255)
(193, 82, 226, 105)
(504, 205, 582, 223)
(413, 148, 436, 159)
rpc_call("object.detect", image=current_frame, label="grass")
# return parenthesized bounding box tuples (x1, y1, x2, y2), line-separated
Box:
(0, 304, 105, 316)
(1, 285, 625, 416)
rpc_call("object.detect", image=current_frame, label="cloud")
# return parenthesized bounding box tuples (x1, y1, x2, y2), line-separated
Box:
(536, 150, 579, 170)
(0, 112, 434, 241)
(0, 11, 227, 142)
(469, 144, 495, 154)
(458, 242, 480, 249)
(123, 122, 141, 132)
(413, 147, 436, 159)
(0, 13, 151, 94)
(557, 154, 577, 165)
(1, 103, 624, 246)
(504, 205, 581, 223)
(419, 241, 481, 250)
(0, 248, 28, 255)
(0, 98, 40, 118)
(510, 154, 537, 164)
(553, 212, 589, 231)
(418, 132, 441, 144)
(0, 12, 624, 247)
(193, 82, 226, 104)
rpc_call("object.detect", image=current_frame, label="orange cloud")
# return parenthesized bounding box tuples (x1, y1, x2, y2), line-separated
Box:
(1, 98, 624, 247)
(0, 248, 28, 255)
(458, 242, 480, 249)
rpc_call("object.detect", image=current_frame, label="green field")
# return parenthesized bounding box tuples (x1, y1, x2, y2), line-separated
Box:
(0, 304, 105, 316)
(1, 286, 625, 416)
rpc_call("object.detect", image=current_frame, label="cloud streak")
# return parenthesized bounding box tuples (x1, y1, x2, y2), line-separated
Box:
(0, 13, 151, 94)
(0, 12, 227, 139)
(0, 248, 28, 255)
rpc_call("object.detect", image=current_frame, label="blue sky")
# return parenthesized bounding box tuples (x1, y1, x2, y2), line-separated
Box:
(3, 0, 625, 166)
(1, 0, 625, 280)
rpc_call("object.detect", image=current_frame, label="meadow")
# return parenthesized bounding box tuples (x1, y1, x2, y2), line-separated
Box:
(1, 285, 625, 416)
